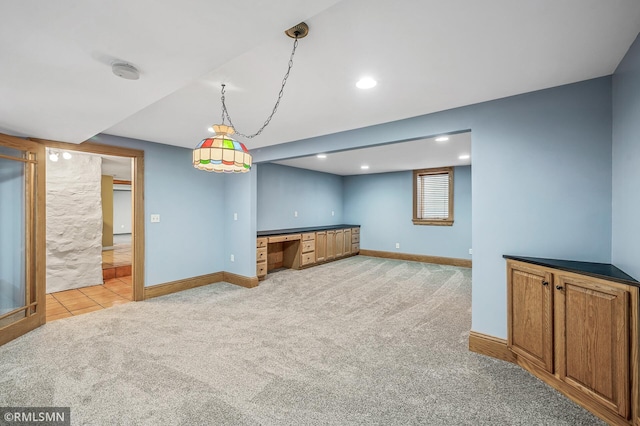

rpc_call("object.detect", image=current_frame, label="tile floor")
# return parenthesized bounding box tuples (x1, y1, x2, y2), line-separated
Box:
(46, 277, 133, 322)
(102, 236, 132, 280)
(102, 241, 132, 269)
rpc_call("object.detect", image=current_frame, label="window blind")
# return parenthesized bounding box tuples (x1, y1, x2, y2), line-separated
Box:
(417, 172, 449, 219)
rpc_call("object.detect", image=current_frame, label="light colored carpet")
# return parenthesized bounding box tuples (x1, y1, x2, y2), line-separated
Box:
(0, 256, 603, 425)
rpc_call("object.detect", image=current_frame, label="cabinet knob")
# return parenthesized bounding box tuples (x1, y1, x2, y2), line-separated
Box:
(556, 285, 563, 290)
(542, 280, 549, 286)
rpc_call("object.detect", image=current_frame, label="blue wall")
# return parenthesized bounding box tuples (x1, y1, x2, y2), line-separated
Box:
(92, 134, 227, 286)
(254, 77, 613, 339)
(257, 163, 344, 231)
(223, 169, 257, 277)
(612, 34, 640, 280)
(343, 166, 472, 260)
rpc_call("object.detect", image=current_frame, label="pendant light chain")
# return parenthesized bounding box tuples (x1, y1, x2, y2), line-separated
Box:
(220, 37, 300, 139)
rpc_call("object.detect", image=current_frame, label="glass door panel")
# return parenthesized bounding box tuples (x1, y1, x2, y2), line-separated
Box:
(0, 138, 44, 345)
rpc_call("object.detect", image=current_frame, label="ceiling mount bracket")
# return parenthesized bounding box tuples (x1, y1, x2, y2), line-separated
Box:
(285, 22, 309, 39)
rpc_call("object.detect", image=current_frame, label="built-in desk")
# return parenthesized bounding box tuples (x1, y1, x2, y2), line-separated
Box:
(256, 225, 360, 280)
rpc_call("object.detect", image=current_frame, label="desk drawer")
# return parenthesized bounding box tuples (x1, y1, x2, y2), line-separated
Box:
(352, 227, 360, 234)
(256, 263, 267, 277)
(301, 251, 315, 266)
(268, 234, 301, 243)
(256, 247, 267, 262)
(352, 243, 360, 253)
(302, 240, 315, 253)
(257, 237, 267, 248)
(351, 234, 360, 244)
(302, 232, 315, 241)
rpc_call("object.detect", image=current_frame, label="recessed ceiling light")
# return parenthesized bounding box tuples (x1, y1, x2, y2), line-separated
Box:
(49, 152, 59, 162)
(435, 136, 449, 142)
(317, 154, 327, 159)
(459, 154, 470, 160)
(356, 77, 377, 89)
(360, 165, 370, 170)
(62, 152, 72, 160)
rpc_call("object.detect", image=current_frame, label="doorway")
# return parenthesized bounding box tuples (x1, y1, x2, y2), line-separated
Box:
(39, 139, 145, 313)
(44, 151, 136, 320)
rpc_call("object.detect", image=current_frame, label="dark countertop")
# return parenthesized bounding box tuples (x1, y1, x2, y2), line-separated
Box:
(504, 255, 639, 288)
(257, 224, 360, 237)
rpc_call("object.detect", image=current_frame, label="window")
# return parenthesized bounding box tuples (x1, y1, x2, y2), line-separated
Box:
(413, 167, 453, 226)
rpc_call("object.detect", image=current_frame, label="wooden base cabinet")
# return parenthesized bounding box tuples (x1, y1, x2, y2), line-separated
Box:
(316, 232, 327, 262)
(335, 229, 344, 258)
(507, 262, 553, 373)
(556, 274, 630, 418)
(326, 230, 335, 260)
(507, 259, 639, 425)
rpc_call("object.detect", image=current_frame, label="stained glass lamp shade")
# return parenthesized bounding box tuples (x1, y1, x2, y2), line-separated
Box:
(193, 125, 252, 173)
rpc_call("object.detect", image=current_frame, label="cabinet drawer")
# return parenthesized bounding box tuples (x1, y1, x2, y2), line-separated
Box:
(302, 232, 315, 241)
(302, 240, 315, 253)
(268, 234, 301, 243)
(257, 237, 267, 248)
(256, 263, 267, 277)
(351, 234, 360, 244)
(256, 248, 267, 262)
(301, 251, 315, 266)
(352, 243, 360, 253)
(352, 227, 360, 234)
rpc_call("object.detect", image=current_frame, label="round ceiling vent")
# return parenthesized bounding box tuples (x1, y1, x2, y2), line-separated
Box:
(112, 62, 140, 80)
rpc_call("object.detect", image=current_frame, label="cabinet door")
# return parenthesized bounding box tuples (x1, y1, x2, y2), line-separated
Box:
(555, 275, 630, 419)
(326, 231, 335, 260)
(507, 261, 554, 373)
(344, 229, 352, 255)
(335, 230, 344, 257)
(316, 232, 326, 262)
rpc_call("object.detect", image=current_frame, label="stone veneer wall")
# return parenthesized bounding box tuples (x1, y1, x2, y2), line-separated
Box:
(46, 152, 103, 293)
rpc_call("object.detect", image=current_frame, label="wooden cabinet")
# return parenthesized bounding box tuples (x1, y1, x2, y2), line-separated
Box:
(351, 228, 360, 254)
(300, 233, 315, 266)
(344, 228, 352, 256)
(326, 230, 335, 260)
(335, 229, 344, 257)
(316, 232, 326, 262)
(507, 259, 638, 425)
(556, 275, 630, 418)
(256, 238, 267, 279)
(507, 262, 553, 373)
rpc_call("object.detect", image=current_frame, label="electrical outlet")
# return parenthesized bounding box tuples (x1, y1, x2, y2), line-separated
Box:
(331, 210, 335, 216)
(233, 213, 238, 221)
(150, 214, 160, 223)
(395, 243, 400, 249)
(294, 211, 298, 217)
(230, 254, 234, 262)
(469, 248, 473, 255)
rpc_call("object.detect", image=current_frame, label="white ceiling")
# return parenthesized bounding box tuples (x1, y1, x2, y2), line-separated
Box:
(274, 132, 471, 176)
(2, 1, 640, 163)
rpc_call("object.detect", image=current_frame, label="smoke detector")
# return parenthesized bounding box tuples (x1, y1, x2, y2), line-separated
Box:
(112, 62, 140, 80)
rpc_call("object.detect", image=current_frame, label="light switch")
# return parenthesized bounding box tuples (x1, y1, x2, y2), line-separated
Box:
(150, 214, 160, 223)
(234, 213, 238, 221)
